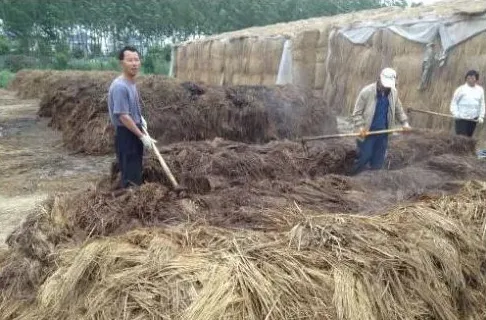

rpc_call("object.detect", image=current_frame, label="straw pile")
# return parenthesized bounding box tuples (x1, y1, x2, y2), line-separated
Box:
(4, 67, 486, 319)
(9, 70, 57, 99)
(2, 179, 486, 319)
(12, 70, 337, 155)
(110, 132, 481, 217)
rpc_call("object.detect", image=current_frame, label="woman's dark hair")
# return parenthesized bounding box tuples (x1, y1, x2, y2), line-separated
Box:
(465, 70, 479, 81)
(118, 46, 139, 61)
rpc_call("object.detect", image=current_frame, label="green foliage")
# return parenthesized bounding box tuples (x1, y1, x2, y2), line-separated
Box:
(107, 57, 120, 71)
(67, 58, 119, 71)
(90, 43, 102, 57)
(143, 45, 171, 75)
(0, 0, 406, 73)
(36, 39, 52, 56)
(4, 55, 37, 72)
(0, 36, 11, 55)
(54, 53, 69, 70)
(0, 70, 14, 88)
(0, 0, 406, 53)
(71, 47, 85, 59)
(55, 41, 70, 54)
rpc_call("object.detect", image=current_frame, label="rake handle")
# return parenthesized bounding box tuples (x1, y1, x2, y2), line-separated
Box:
(142, 128, 180, 189)
(408, 107, 479, 123)
(302, 128, 407, 142)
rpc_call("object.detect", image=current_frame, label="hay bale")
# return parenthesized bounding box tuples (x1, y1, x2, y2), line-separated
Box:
(314, 28, 331, 92)
(248, 38, 265, 84)
(175, 45, 188, 81)
(199, 41, 212, 84)
(291, 29, 320, 88)
(232, 37, 253, 85)
(185, 43, 198, 81)
(223, 38, 243, 85)
(209, 40, 226, 85)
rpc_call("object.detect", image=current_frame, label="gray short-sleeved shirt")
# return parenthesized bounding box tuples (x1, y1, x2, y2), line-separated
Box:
(108, 76, 142, 127)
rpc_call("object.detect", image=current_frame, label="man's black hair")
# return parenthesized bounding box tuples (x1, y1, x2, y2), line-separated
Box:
(465, 70, 479, 81)
(118, 46, 139, 61)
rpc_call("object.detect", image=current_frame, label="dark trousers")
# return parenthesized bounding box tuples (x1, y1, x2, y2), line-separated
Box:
(351, 134, 389, 175)
(455, 119, 477, 137)
(115, 126, 143, 188)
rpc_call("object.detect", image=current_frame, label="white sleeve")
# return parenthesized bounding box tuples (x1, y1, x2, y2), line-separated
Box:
(480, 87, 485, 120)
(450, 86, 462, 117)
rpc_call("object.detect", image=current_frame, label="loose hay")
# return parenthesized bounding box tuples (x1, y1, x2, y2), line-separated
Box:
(2, 182, 486, 319)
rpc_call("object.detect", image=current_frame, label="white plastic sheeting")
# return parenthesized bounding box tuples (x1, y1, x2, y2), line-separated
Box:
(168, 46, 176, 77)
(440, 17, 486, 51)
(339, 14, 486, 52)
(275, 13, 486, 85)
(276, 39, 293, 85)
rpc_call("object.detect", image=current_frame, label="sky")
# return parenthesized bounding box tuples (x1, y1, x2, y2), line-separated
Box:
(408, 0, 442, 4)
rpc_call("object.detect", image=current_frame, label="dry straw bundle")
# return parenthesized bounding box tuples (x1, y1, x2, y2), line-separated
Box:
(292, 29, 320, 89)
(209, 40, 226, 85)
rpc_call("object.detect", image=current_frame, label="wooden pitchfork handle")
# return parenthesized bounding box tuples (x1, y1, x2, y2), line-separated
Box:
(407, 107, 479, 123)
(301, 128, 408, 142)
(142, 128, 181, 190)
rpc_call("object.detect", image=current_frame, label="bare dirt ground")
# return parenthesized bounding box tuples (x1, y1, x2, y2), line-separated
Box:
(0, 89, 112, 247)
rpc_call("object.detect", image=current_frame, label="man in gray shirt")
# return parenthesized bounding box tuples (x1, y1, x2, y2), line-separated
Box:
(108, 46, 155, 188)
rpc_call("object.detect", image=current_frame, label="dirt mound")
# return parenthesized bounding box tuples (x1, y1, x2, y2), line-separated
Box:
(11, 70, 337, 154)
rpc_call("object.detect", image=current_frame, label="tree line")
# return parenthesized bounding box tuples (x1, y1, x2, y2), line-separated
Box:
(0, 0, 406, 73)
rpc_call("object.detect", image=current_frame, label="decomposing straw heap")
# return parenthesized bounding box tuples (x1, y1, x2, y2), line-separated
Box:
(11, 70, 336, 154)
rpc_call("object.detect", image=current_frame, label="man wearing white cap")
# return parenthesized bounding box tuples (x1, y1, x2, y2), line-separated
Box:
(351, 68, 411, 174)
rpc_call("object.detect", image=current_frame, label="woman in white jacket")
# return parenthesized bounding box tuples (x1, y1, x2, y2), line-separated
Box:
(450, 70, 485, 137)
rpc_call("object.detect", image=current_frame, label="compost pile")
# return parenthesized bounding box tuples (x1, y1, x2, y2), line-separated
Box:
(12, 70, 337, 154)
(3, 70, 486, 320)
